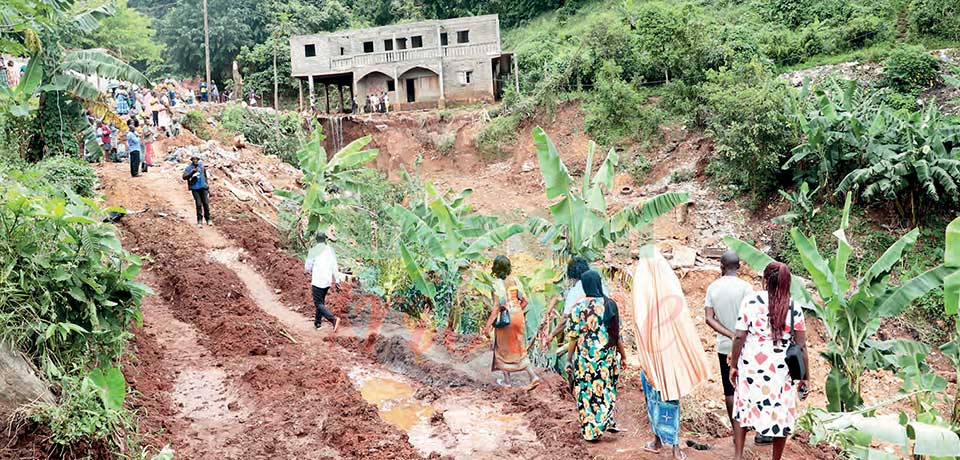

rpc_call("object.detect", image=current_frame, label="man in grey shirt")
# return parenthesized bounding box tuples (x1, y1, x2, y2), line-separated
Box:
(704, 252, 753, 427)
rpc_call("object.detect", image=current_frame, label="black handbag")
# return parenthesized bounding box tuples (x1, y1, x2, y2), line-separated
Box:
(492, 280, 520, 329)
(493, 302, 511, 329)
(784, 303, 807, 381)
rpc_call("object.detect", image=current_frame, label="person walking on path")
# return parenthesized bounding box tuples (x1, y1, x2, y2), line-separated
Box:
(182, 156, 212, 227)
(633, 246, 711, 460)
(485, 256, 540, 389)
(211, 81, 220, 103)
(126, 127, 142, 177)
(567, 270, 625, 441)
(704, 251, 769, 443)
(730, 262, 809, 460)
(7, 60, 19, 88)
(304, 231, 342, 332)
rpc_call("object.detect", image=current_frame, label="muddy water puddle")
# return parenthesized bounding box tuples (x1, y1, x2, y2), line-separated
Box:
(348, 366, 540, 458)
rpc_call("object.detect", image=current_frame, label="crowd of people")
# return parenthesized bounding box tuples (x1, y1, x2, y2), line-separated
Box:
(86, 78, 220, 228)
(480, 249, 809, 460)
(355, 91, 390, 114)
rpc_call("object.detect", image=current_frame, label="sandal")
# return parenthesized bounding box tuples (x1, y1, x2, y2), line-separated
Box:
(526, 378, 541, 391)
(673, 448, 688, 460)
(642, 441, 661, 454)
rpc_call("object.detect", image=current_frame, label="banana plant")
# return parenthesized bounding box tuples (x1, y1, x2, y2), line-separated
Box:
(726, 193, 951, 412)
(527, 126, 689, 261)
(939, 216, 960, 421)
(393, 181, 524, 302)
(274, 126, 378, 242)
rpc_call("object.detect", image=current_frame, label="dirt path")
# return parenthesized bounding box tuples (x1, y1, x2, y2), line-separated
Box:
(100, 158, 837, 460)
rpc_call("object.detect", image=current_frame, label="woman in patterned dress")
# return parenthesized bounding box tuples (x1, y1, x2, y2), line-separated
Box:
(566, 270, 626, 441)
(729, 262, 809, 460)
(485, 256, 540, 389)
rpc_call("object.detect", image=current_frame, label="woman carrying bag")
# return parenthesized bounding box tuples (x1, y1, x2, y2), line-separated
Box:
(729, 261, 810, 460)
(485, 255, 540, 389)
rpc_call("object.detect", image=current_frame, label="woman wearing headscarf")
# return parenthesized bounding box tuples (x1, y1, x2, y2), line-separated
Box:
(485, 255, 540, 389)
(566, 270, 626, 441)
(633, 246, 710, 459)
(729, 262, 808, 460)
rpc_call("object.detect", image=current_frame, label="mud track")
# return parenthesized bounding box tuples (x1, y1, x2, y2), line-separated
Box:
(94, 159, 838, 460)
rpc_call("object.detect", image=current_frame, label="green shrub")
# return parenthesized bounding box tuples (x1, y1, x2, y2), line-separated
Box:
(880, 45, 940, 94)
(476, 113, 522, 160)
(0, 170, 147, 449)
(32, 156, 99, 197)
(433, 132, 455, 155)
(584, 61, 666, 146)
(670, 168, 695, 183)
(218, 104, 304, 165)
(909, 0, 960, 40)
(700, 61, 796, 201)
(626, 153, 652, 185)
(182, 110, 211, 140)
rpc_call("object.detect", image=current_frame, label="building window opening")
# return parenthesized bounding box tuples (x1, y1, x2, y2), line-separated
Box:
(457, 30, 469, 44)
(339, 47, 345, 55)
(411, 36, 423, 48)
(363, 41, 374, 53)
(387, 80, 396, 91)
(384, 40, 393, 51)
(304, 44, 317, 57)
(457, 70, 473, 85)
(397, 38, 408, 50)
(440, 32, 448, 46)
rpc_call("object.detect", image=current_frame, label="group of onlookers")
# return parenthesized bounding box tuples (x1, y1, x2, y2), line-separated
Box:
(0, 59, 25, 88)
(355, 92, 390, 114)
(483, 248, 808, 460)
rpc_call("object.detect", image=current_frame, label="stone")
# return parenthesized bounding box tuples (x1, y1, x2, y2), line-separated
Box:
(670, 245, 697, 268)
(521, 161, 535, 173)
(258, 180, 274, 193)
(0, 342, 53, 417)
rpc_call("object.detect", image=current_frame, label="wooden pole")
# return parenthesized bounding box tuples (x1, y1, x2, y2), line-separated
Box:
(338, 85, 344, 113)
(203, 0, 211, 99)
(325, 84, 330, 113)
(273, 41, 279, 109)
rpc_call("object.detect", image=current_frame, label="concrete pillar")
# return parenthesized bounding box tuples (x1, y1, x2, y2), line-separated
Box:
(307, 75, 315, 109)
(325, 84, 331, 114)
(438, 60, 445, 108)
(298, 79, 303, 112)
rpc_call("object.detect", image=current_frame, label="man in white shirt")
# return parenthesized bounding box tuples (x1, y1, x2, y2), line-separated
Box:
(304, 231, 342, 331)
(704, 251, 754, 430)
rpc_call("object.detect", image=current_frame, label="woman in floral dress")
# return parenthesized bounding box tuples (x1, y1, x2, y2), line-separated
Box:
(566, 270, 626, 441)
(729, 262, 809, 460)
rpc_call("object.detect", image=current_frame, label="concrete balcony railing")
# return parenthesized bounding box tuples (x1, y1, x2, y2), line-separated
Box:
(329, 42, 500, 70)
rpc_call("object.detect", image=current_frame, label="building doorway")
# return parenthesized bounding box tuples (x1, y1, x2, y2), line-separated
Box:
(406, 79, 416, 102)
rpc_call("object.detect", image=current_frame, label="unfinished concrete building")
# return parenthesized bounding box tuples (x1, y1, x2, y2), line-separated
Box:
(289, 15, 515, 112)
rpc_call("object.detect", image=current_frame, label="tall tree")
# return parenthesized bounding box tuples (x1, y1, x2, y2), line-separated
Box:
(156, 0, 264, 81)
(65, 0, 164, 75)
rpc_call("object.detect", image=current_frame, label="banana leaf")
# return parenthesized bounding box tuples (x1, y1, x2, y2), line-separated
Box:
(947, 217, 960, 315)
(461, 223, 524, 260)
(399, 241, 436, 300)
(60, 49, 149, 87)
(533, 126, 572, 200)
(876, 265, 952, 316)
(861, 228, 920, 289)
(722, 236, 816, 308)
(328, 135, 377, 170)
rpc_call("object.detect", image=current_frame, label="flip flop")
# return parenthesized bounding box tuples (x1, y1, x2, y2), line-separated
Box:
(673, 449, 688, 460)
(642, 441, 661, 454)
(526, 379, 541, 391)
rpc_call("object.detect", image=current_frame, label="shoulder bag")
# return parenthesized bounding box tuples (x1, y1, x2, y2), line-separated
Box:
(492, 280, 511, 329)
(784, 302, 807, 381)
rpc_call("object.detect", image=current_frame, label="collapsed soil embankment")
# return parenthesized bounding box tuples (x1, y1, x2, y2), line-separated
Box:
(101, 171, 423, 460)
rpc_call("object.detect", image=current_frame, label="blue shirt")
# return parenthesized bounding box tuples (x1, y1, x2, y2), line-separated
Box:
(185, 164, 207, 190)
(126, 131, 141, 153)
